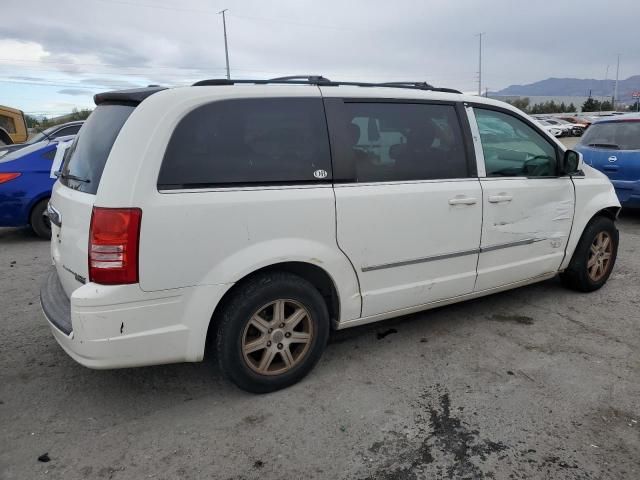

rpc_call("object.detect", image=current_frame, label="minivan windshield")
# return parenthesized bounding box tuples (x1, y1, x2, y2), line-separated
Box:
(60, 104, 134, 194)
(580, 120, 640, 150)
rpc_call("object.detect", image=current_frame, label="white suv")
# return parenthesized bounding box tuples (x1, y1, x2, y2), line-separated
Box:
(41, 77, 620, 392)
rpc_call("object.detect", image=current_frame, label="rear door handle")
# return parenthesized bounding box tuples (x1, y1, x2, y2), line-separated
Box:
(488, 194, 513, 203)
(449, 196, 478, 206)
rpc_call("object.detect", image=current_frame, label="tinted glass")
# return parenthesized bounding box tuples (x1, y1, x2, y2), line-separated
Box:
(158, 98, 331, 188)
(475, 109, 557, 177)
(61, 104, 134, 194)
(329, 102, 468, 182)
(580, 121, 640, 150)
(52, 125, 81, 138)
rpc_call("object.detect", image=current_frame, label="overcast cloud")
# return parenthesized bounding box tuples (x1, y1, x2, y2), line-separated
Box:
(1, 0, 638, 115)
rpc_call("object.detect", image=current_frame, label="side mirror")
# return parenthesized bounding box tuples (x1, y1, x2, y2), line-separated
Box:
(562, 149, 583, 175)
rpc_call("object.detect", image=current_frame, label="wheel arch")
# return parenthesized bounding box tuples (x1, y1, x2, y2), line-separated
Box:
(204, 261, 342, 356)
(561, 198, 621, 271)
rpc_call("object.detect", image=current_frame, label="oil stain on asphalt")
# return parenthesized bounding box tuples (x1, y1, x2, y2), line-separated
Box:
(360, 384, 592, 480)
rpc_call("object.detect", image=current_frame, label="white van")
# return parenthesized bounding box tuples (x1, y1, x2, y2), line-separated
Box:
(41, 77, 620, 392)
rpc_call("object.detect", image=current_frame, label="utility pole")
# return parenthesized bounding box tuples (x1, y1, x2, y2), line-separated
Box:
(599, 64, 609, 114)
(476, 33, 484, 96)
(219, 9, 230, 79)
(613, 54, 620, 111)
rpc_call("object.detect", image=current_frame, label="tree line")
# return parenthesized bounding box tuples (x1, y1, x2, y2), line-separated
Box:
(505, 97, 620, 114)
(25, 107, 93, 129)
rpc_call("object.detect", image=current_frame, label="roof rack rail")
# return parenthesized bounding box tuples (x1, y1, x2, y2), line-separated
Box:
(192, 76, 462, 94)
(268, 75, 332, 83)
(380, 81, 434, 88)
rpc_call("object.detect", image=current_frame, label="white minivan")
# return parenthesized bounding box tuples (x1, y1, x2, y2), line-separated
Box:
(41, 77, 620, 392)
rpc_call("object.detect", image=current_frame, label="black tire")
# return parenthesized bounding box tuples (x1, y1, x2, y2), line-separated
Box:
(560, 215, 618, 292)
(30, 198, 51, 239)
(215, 272, 330, 393)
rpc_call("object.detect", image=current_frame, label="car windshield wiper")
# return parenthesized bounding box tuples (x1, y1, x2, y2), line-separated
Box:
(587, 143, 619, 149)
(54, 171, 90, 183)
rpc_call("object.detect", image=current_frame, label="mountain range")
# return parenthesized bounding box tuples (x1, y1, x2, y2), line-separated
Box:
(493, 75, 640, 103)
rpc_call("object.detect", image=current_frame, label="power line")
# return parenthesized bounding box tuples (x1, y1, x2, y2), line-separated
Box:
(91, 0, 359, 31)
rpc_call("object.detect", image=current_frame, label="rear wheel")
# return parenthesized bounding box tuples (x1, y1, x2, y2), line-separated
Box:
(215, 272, 330, 393)
(560, 216, 618, 292)
(30, 198, 51, 239)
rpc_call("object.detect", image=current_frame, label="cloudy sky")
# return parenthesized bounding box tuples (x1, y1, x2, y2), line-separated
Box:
(1, 0, 638, 117)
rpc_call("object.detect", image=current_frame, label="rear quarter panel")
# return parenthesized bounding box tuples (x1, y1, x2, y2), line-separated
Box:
(96, 86, 362, 323)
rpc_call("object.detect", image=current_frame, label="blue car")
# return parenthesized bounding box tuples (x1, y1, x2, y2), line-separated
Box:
(575, 113, 640, 208)
(0, 136, 75, 238)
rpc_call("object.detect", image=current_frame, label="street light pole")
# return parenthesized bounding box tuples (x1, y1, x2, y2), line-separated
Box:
(477, 33, 484, 96)
(613, 54, 620, 110)
(219, 9, 230, 79)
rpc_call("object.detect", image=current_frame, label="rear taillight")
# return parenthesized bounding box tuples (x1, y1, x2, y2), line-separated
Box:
(89, 207, 142, 285)
(0, 173, 21, 184)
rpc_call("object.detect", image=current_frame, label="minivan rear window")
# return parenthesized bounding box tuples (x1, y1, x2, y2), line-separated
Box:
(158, 98, 332, 189)
(60, 104, 134, 194)
(580, 121, 640, 150)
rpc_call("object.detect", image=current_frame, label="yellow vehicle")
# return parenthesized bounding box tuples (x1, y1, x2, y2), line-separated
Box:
(0, 105, 28, 145)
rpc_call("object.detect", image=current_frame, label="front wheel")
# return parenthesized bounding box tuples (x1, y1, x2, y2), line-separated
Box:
(560, 216, 618, 292)
(215, 272, 330, 393)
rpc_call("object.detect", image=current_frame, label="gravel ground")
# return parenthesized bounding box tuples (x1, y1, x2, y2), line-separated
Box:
(1, 209, 639, 479)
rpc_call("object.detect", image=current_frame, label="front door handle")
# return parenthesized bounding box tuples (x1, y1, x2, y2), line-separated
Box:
(449, 196, 478, 206)
(488, 194, 513, 203)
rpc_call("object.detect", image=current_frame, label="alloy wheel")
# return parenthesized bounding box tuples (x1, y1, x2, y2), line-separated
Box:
(587, 231, 613, 282)
(241, 299, 314, 376)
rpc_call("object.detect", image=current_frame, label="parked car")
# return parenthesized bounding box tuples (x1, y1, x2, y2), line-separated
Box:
(536, 120, 564, 137)
(41, 79, 620, 393)
(575, 113, 640, 207)
(0, 121, 84, 159)
(548, 118, 584, 136)
(0, 136, 75, 238)
(558, 116, 591, 130)
(539, 119, 573, 136)
(0, 105, 28, 145)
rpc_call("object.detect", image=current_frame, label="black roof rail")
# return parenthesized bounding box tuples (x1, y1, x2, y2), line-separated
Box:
(380, 81, 434, 88)
(268, 75, 332, 83)
(192, 76, 461, 94)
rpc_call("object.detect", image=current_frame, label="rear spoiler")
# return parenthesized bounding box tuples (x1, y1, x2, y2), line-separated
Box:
(94, 86, 166, 106)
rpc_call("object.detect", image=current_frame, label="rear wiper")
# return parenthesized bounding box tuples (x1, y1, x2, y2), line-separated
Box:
(587, 143, 620, 149)
(54, 171, 90, 183)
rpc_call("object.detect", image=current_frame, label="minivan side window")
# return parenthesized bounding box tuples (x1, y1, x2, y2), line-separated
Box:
(474, 108, 558, 177)
(326, 101, 469, 182)
(158, 98, 332, 189)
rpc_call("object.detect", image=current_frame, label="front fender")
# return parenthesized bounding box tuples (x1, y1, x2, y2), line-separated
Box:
(561, 171, 620, 270)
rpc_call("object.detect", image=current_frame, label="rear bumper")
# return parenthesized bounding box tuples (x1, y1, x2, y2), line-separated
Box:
(40, 268, 230, 369)
(40, 270, 72, 334)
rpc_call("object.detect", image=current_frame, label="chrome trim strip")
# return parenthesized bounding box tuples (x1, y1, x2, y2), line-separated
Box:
(361, 238, 546, 272)
(362, 248, 480, 272)
(480, 237, 544, 253)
